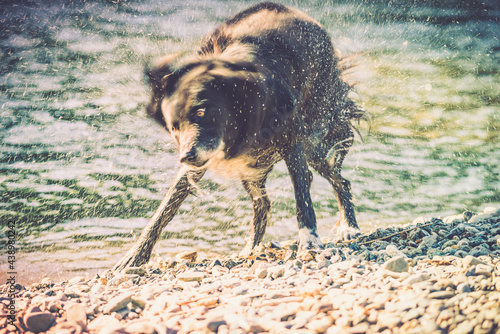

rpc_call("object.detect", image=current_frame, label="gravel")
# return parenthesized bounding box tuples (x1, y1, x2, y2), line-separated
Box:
(2, 207, 500, 334)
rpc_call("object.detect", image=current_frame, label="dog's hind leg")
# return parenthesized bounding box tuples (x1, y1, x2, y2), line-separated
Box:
(240, 175, 271, 257)
(309, 129, 360, 241)
(113, 166, 205, 272)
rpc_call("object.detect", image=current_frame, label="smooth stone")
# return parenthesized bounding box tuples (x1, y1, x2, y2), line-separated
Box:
(26, 305, 42, 314)
(402, 274, 430, 285)
(428, 291, 455, 299)
(385, 244, 406, 258)
(349, 322, 370, 334)
(470, 246, 490, 257)
(123, 267, 147, 276)
(475, 264, 494, 277)
(382, 256, 409, 273)
(457, 282, 472, 294)
(88, 315, 121, 331)
(91, 284, 105, 294)
(207, 317, 227, 333)
(377, 312, 401, 327)
(177, 271, 207, 282)
(131, 297, 147, 309)
(125, 320, 157, 334)
(99, 324, 126, 334)
(268, 265, 286, 279)
(317, 260, 332, 269)
(419, 235, 439, 249)
(102, 292, 133, 313)
(306, 316, 333, 332)
(326, 326, 345, 334)
(66, 303, 87, 328)
(462, 255, 486, 268)
(24, 312, 56, 333)
(41, 277, 54, 285)
(47, 322, 83, 334)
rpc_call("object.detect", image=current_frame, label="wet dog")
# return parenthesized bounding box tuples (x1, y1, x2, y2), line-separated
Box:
(114, 2, 365, 270)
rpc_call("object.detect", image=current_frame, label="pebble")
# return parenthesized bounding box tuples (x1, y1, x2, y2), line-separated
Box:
(66, 303, 87, 328)
(124, 320, 157, 334)
(24, 311, 56, 333)
(177, 271, 207, 282)
(2, 207, 499, 334)
(306, 316, 334, 332)
(207, 317, 227, 332)
(102, 292, 133, 314)
(177, 250, 198, 262)
(382, 256, 409, 273)
(123, 267, 147, 276)
(87, 315, 121, 331)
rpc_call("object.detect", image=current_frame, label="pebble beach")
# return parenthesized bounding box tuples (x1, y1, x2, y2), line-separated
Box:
(2, 207, 500, 334)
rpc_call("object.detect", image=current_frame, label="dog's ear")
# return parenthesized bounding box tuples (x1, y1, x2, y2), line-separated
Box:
(144, 53, 181, 127)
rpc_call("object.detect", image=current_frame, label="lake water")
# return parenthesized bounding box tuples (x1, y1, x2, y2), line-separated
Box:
(1, 0, 498, 284)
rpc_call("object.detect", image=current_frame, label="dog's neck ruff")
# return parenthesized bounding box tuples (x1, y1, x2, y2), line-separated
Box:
(202, 151, 264, 181)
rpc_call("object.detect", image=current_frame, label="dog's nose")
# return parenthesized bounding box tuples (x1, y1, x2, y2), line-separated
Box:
(180, 150, 197, 165)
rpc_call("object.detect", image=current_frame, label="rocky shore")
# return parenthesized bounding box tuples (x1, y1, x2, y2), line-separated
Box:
(1, 207, 500, 334)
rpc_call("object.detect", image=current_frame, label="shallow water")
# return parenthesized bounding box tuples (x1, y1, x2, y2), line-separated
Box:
(0, 0, 499, 284)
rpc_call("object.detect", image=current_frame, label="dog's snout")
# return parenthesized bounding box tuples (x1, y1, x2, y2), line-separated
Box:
(180, 149, 198, 165)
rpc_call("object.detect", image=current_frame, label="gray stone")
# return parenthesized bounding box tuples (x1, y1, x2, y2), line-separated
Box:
(382, 256, 409, 273)
(428, 291, 455, 299)
(268, 265, 286, 279)
(123, 267, 147, 276)
(457, 282, 472, 293)
(256, 268, 268, 279)
(419, 234, 439, 250)
(470, 246, 490, 257)
(24, 312, 56, 333)
(207, 317, 227, 333)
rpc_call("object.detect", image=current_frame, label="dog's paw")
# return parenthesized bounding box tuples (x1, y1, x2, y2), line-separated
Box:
(331, 224, 361, 242)
(113, 250, 147, 273)
(298, 228, 324, 250)
(240, 244, 254, 258)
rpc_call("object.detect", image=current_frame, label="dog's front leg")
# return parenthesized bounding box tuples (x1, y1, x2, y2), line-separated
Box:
(240, 177, 271, 257)
(282, 143, 323, 250)
(113, 166, 205, 272)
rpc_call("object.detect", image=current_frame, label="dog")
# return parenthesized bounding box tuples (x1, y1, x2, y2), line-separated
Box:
(114, 2, 365, 271)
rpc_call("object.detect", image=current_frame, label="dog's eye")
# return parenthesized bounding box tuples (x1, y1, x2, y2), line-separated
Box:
(196, 108, 205, 118)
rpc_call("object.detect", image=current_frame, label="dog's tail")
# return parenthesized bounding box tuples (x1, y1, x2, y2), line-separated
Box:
(337, 51, 368, 88)
(336, 50, 371, 137)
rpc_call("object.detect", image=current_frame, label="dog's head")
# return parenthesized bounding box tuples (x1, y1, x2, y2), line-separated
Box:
(145, 53, 295, 168)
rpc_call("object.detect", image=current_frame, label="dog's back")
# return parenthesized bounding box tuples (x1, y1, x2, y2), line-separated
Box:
(199, 2, 357, 142)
